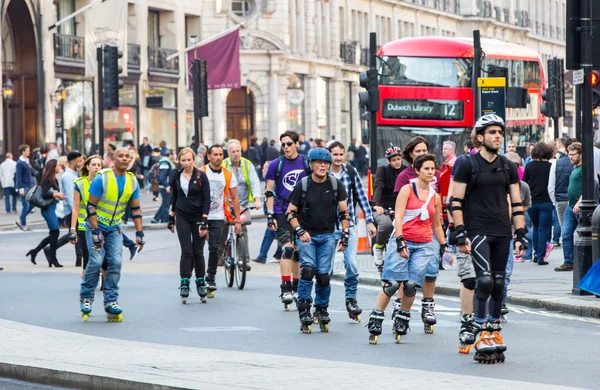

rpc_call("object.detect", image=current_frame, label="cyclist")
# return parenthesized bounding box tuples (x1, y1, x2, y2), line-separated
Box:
(372, 145, 405, 269)
(169, 147, 211, 303)
(393, 136, 442, 334)
(221, 139, 262, 272)
(367, 154, 446, 344)
(265, 130, 311, 309)
(200, 145, 242, 295)
(286, 148, 350, 333)
(327, 141, 376, 322)
(450, 114, 527, 364)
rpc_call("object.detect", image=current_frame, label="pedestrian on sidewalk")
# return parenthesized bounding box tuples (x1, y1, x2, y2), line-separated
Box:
(367, 154, 446, 344)
(253, 160, 282, 264)
(0, 152, 18, 215)
(15, 144, 34, 231)
(287, 148, 350, 333)
(151, 150, 175, 224)
(69, 155, 103, 278)
(327, 141, 376, 322)
(138, 137, 153, 190)
(548, 138, 575, 238)
(523, 142, 555, 265)
(80, 147, 145, 322)
(26, 160, 67, 267)
(169, 147, 211, 303)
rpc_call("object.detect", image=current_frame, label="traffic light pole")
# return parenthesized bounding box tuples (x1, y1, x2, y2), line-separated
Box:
(552, 116, 559, 139)
(97, 46, 105, 157)
(472, 30, 482, 122)
(573, 0, 594, 295)
(369, 32, 378, 177)
(191, 59, 201, 146)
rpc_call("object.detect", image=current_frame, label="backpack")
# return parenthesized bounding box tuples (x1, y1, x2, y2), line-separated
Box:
(148, 162, 162, 186)
(464, 154, 511, 197)
(299, 175, 339, 207)
(274, 155, 311, 199)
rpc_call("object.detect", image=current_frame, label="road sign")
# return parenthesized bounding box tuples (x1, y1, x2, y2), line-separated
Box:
(478, 77, 506, 120)
(573, 69, 584, 85)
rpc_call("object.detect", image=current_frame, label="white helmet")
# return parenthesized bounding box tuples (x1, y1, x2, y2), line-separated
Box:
(475, 114, 505, 134)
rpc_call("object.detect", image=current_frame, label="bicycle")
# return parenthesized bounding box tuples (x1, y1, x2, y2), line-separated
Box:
(223, 206, 254, 290)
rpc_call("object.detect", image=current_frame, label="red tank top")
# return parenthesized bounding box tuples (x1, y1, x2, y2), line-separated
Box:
(402, 183, 436, 243)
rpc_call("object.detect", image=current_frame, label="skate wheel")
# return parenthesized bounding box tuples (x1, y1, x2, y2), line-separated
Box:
(301, 325, 312, 334)
(200, 297, 207, 303)
(320, 323, 329, 332)
(424, 325, 434, 334)
(208, 291, 215, 298)
(82, 314, 89, 322)
(107, 314, 123, 322)
(349, 314, 361, 323)
(355, 315, 361, 323)
(395, 334, 402, 344)
(458, 344, 471, 354)
(284, 304, 290, 311)
(494, 353, 505, 363)
(313, 316, 318, 324)
(369, 335, 379, 345)
(181, 298, 187, 304)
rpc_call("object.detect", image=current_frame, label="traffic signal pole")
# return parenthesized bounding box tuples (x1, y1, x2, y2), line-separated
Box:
(97, 46, 104, 157)
(191, 59, 201, 147)
(472, 30, 482, 122)
(368, 32, 378, 176)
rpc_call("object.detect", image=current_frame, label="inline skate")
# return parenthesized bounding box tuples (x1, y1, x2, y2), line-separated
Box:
(280, 281, 293, 311)
(345, 298, 362, 323)
(195, 277, 208, 303)
(367, 310, 384, 344)
(393, 309, 411, 343)
(80, 298, 93, 322)
(297, 299, 313, 334)
(421, 298, 436, 334)
(292, 279, 298, 303)
(474, 322, 505, 364)
(500, 302, 509, 323)
(205, 274, 217, 298)
(314, 305, 330, 332)
(104, 301, 123, 322)
(458, 314, 477, 354)
(179, 278, 190, 304)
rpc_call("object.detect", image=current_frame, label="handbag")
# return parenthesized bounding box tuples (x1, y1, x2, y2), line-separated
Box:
(25, 185, 54, 209)
(55, 200, 65, 218)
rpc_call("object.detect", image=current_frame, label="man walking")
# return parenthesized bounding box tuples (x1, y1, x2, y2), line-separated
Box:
(15, 144, 34, 231)
(151, 150, 175, 224)
(548, 138, 575, 229)
(138, 137, 153, 189)
(80, 147, 145, 322)
(222, 139, 262, 272)
(0, 153, 18, 215)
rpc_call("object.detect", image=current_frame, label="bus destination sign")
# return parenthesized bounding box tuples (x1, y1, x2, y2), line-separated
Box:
(382, 99, 464, 120)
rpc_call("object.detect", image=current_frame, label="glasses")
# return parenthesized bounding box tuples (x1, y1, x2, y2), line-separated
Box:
(568, 152, 581, 157)
(486, 129, 504, 135)
(282, 142, 294, 147)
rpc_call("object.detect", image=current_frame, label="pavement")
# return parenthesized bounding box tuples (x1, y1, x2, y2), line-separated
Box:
(0, 216, 599, 389)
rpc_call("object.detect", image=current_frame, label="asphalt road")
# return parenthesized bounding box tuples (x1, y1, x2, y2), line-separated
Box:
(0, 377, 73, 389)
(1, 222, 599, 389)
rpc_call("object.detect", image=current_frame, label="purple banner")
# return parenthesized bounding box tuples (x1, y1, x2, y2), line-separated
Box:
(187, 28, 240, 90)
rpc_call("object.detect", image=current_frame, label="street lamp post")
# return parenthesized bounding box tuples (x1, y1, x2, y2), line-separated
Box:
(55, 85, 66, 155)
(3, 78, 14, 155)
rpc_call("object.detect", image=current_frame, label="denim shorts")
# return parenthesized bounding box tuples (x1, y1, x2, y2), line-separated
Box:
(427, 234, 441, 279)
(381, 236, 433, 287)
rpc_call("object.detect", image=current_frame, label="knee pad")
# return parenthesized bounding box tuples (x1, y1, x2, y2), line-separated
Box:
(462, 277, 476, 291)
(402, 280, 417, 297)
(293, 249, 300, 262)
(492, 273, 506, 300)
(300, 266, 316, 281)
(282, 246, 295, 260)
(475, 274, 493, 300)
(315, 273, 330, 287)
(382, 281, 400, 297)
(425, 276, 437, 283)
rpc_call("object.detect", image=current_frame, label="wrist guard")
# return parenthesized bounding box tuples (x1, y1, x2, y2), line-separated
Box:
(265, 190, 275, 198)
(396, 235, 407, 253)
(513, 228, 528, 251)
(338, 210, 352, 222)
(68, 231, 77, 243)
(199, 221, 208, 231)
(135, 231, 144, 238)
(91, 228, 102, 245)
(294, 225, 306, 237)
(267, 211, 275, 228)
(168, 215, 175, 230)
(449, 225, 467, 246)
(340, 229, 350, 247)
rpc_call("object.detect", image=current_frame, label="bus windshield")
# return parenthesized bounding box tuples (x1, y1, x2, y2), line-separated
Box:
(379, 56, 472, 88)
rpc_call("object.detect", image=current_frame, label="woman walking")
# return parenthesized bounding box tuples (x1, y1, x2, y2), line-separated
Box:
(169, 147, 211, 303)
(69, 155, 103, 277)
(522, 142, 554, 265)
(367, 154, 446, 344)
(26, 160, 67, 267)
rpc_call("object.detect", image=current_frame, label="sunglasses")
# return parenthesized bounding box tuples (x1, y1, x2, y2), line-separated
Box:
(486, 129, 504, 135)
(282, 141, 294, 147)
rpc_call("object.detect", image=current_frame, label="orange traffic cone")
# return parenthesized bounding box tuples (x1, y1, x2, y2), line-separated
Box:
(357, 210, 371, 254)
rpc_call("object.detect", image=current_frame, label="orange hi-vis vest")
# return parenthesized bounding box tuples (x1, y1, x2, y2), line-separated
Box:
(201, 165, 234, 223)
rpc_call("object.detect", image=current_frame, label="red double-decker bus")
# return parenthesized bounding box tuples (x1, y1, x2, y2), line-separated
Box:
(373, 36, 546, 163)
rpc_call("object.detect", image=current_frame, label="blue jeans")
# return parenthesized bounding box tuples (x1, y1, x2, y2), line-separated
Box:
(552, 208, 561, 243)
(504, 240, 514, 301)
(122, 233, 136, 249)
(528, 202, 554, 260)
(524, 213, 533, 259)
(257, 228, 277, 261)
(41, 202, 59, 231)
(297, 233, 336, 307)
(329, 226, 359, 299)
(561, 205, 579, 266)
(4, 187, 17, 213)
(153, 188, 171, 222)
(19, 195, 33, 227)
(80, 226, 123, 303)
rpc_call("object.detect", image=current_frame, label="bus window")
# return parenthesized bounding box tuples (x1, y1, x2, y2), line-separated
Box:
(379, 56, 472, 88)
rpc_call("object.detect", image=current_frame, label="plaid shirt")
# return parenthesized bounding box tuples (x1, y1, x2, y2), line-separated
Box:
(330, 164, 374, 227)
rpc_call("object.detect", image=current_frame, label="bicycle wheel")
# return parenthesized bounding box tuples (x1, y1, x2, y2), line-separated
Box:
(223, 239, 234, 288)
(235, 236, 247, 290)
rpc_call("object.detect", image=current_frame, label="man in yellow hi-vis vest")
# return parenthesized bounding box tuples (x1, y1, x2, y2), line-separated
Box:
(79, 147, 145, 322)
(221, 139, 262, 272)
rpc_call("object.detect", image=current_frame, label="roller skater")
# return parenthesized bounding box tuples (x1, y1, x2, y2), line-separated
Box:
(80, 298, 93, 322)
(367, 310, 384, 344)
(79, 147, 145, 322)
(297, 299, 313, 333)
(169, 147, 212, 304)
(327, 142, 376, 323)
(458, 314, 477, 354)
(451, 114, 527, 364)
(368, 154, 446, 345)
(287, 148, 350, 334)
(345, 298, 362, 323)
(421, 298, 436, 334)
(280, 281, 293, 311)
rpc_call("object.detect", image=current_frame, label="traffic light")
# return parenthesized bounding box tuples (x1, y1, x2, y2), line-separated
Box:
(191, 59, 209, 117)
(592, 70, 600, 108)
(359, 69, 379, 112)
(103, 45, 123, 109)
(540, 88, 555, 118)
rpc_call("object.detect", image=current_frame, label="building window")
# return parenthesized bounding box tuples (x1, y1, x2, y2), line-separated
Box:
(288, 74, 305, 134)
(61, 80, 94, 155)
(148, 10, 160, 47)
(143, 87, 177, 151)
(103, 84, 138, 150)
(316, 77, 330, 140)
(340, 82, 353, 145)
(232, 0, 253, 17)
(55, 0, 76, 35)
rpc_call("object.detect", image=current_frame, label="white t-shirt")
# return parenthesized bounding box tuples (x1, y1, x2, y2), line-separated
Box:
(205, 167, 237, 221)
(180, 174, 190, 197)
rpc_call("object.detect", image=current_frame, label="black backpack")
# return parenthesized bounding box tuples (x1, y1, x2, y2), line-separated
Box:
(464, 153, 511, 198)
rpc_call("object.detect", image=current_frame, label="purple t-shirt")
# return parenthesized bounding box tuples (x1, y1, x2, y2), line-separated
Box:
(265, 156, 309, 214)
(394, 166, 441, 193)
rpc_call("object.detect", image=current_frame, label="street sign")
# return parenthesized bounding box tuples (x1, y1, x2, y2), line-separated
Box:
(573, 69, 584, 85)
(478, 77, 506, 120)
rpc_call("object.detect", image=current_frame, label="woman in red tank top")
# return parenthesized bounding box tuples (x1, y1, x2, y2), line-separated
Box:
(367, 154, 447, 344)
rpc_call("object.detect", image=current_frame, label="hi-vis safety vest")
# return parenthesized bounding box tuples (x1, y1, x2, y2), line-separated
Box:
(222, 157, 254, 202)
(96, 169, 138, 227)
(74, 176, 91, 231)
(201, 165, 234, 223)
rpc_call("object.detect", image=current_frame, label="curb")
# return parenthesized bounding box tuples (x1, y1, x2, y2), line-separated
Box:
(0, 363, 187, 390)
(333, 273, 600, 319)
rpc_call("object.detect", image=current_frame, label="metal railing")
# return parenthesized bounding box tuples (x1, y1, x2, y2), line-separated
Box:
(54, 33, 84, 62)
(127, 43, 141, 69)
(148, 46, 179, 74)
(340, 42, 360, 65)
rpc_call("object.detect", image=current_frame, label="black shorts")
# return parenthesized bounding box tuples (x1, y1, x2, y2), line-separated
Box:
(275, 214, 295, 247)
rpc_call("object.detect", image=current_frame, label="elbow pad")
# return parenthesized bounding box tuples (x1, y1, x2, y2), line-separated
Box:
(87, 202, 97, 218)
(338, 210, 352, 221)
(286, 210, 299, 223)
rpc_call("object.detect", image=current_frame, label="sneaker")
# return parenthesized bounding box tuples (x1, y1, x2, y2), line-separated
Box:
(15, 221, 25, 231)
(538, 260, 549, 266)
(554, 263, 574, 271)
(129, 245, 139, 260)
(150, 219, 158, 224)
(267, 257, 281, 264)
(153, 197, 159, 202)
(522, 258, 533, 263)
(544, 243, 554, 261)
(552, 241, 562, 247)
(252, 258, 266, 264)
(514, 257, 523, 263)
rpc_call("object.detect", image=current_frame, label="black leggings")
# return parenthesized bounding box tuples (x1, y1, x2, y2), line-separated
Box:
(176, 218, 206, 279)
(78, 230, 90, 270)
(469, 235, 511, 321)
(32, 229, 59, 261)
